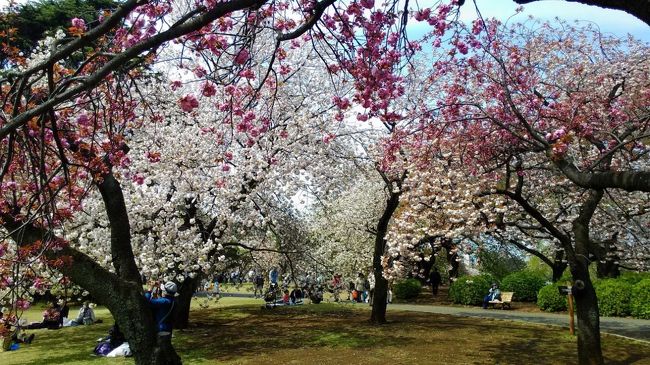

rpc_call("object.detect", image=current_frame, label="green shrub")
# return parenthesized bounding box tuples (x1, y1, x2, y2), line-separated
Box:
(449, 274, 495, 305)
(631, 279, 650, 319)
(537, 284, 567, 312)
(594, 279, 632, 317)
(393, 279, 422, 300)
(501, 271, 547, 302)
(618, 272, 650, 285)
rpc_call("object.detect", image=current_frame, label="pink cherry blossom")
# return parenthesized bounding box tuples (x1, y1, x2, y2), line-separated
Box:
(179, 94, 199, 112)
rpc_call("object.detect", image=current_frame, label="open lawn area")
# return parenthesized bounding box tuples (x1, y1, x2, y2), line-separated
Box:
(2, 298, 649, 365)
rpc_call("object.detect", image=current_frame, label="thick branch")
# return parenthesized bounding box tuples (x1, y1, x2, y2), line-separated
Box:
(514, 0, 650, 26)
(554, 157, 650, 192)
(277, 0, 337, 41)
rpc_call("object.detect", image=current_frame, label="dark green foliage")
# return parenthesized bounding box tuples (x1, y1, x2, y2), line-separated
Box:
(537, 284, 567, 312)
(631, 279, 650, 319)
(617, 272, 650, 285)
(594, 279, 632, 317)
(393, 279, 422, 300)
(449, 274, 495, 305)
(477, 247, 526, 281)
(501, 271, 547, 302)
(1, 0, 117, 65)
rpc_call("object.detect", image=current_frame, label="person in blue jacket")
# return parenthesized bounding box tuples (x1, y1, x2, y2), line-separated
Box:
(144, 281, 177, 335)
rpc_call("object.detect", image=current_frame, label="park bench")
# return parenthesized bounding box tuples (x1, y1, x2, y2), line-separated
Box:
(489, 291, 514, 309)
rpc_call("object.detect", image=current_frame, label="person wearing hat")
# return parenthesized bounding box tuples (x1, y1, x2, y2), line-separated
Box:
(482, 283, 501, 309)
(145, 281, 177, 336)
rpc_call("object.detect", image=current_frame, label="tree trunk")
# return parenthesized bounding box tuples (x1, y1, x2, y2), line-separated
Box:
(570, 263, 603, 365)
(441, 239, 459, 284)
(174, 275, 202, 329)
(370, 190, 401, 324)
(110, 287, 182, 365)
(594, 236, 620, 279)
(569, 189, 604, 365)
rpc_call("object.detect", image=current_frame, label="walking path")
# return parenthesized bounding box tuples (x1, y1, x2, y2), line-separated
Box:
(389, 303, 650, 342)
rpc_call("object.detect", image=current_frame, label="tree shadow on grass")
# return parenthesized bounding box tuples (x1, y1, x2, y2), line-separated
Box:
(174, 305, 538, 364)
(477, 321, 650, 365)
(175, 305, 425, 363)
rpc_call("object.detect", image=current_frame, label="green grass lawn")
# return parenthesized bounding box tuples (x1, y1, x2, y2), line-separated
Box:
(2, 297, 649, 364)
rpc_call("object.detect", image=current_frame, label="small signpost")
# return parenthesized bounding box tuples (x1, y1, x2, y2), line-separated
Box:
(558, 285, 575, 335)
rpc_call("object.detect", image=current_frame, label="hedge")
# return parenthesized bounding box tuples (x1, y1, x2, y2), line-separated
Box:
(618, 272, 650, 286)
(393, 278, 422, 300)
(594, 279, 632, 317)
(449, 274, 495, 305)
(537, 284, 567, 312)
(501, 271, 547, 302)
(631, 279, 650, 319)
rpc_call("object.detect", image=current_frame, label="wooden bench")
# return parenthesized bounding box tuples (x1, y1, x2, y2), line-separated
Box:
(489, 291, 514, 309)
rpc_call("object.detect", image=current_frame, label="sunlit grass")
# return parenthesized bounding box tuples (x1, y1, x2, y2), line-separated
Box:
(2, 297, 648, 365)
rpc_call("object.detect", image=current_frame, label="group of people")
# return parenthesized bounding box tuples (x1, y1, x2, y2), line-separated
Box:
(260, 269, 376, 307)
(1, 299, 98, 352)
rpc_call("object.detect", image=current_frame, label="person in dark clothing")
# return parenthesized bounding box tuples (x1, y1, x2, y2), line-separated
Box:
(254, 274, 265, 298)
(428, 269, 442, 296)
(58, 300, 69, 328)
(94, 324, 125, 356)
(289, 288, 304, 304)
(482, 283, 501, 309)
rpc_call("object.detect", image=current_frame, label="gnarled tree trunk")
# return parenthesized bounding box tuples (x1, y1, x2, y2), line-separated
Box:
(4, 169, 183, 365)
(370, 189, 401, 324)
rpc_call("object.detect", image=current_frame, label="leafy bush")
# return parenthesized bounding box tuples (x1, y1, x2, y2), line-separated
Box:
(631, 279, 650, 319)
(449, 274, 495, 305)
(537, 284, 567, 312)
(393, 279, 422, 300)
(594, 279, 632, 317)
(501, 271, 547, 302)
(618, 272, 650, 285)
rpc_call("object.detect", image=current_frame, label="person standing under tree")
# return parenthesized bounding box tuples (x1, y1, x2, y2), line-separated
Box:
(254, 273, 265, 298)
(269, 267, 279, 286)
(145, 281, 178, 349)
(428, 269, 442, 297)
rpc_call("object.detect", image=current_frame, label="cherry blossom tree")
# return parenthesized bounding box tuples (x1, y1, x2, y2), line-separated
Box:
(1, 0, 436, 363)
(387, 17, 650, 365)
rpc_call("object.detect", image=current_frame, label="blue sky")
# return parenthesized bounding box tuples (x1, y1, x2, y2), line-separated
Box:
(457, 0, 649, 41)
(1, 0, 647, 41)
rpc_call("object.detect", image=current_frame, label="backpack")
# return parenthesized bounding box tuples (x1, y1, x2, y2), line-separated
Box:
(94, 341, 113, 356)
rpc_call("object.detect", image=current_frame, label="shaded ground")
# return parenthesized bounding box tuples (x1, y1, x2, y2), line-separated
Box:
(390, 303, 650, 342)
(2, 299, 649, 364)
(176, 302, 650, 365)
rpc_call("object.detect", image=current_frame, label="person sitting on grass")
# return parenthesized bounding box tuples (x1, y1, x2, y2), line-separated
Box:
(71, 301, 96, 326)
(482, 283, 501, 309)
(1, 310, 34, 351)
(94, 324, 125, 356)
(282, 289, 290, 304)
(27, 301, 62, 330)
(289, 288, 304, 304)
